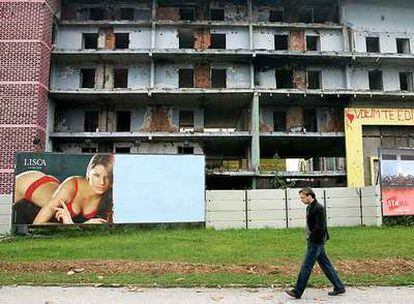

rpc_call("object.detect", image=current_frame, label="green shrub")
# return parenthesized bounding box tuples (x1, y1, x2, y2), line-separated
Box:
(383, 216, 414, 226)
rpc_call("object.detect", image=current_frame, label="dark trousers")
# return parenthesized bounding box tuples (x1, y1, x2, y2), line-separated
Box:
(294, 241, 344, 298)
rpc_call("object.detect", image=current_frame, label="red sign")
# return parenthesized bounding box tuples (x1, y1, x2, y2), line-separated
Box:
(381, 187, 414, 216)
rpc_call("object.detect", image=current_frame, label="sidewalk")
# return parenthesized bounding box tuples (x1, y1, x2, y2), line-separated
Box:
(1, 286, 413, 304)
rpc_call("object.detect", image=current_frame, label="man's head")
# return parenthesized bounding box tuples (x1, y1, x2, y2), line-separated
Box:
(299, 187, 316, 205)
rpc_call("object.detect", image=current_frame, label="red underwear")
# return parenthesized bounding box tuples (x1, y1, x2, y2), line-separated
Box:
(24, 176, 60, 202)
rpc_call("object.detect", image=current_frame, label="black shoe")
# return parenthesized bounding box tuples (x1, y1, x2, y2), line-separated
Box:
(284, 289, 300, 299)
(328, 288, 345, 296)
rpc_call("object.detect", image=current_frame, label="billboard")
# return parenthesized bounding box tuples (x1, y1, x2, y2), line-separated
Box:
(380, 149, 414, 216)
(13, 153, 205, 225)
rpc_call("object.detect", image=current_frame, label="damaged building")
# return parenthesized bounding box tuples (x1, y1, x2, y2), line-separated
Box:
(1, 0, 414, 191)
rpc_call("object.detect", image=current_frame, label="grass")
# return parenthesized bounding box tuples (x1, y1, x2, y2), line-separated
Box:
(0, 226, 413, 286)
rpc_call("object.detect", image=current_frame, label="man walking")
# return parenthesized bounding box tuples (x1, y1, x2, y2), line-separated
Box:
(285, 187, 345, 299)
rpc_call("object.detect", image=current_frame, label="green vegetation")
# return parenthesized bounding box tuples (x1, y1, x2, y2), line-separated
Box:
(0, 226, 413, 286)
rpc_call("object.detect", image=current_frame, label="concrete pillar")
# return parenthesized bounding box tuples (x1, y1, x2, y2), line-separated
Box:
(46, 99, 55, 152)
(251, 93, 260, 173)
(247, 0, 253, 50)
(151, 0, 156, 50)
(104, 64, 114, 90)
(345, 66, 351, 89)
(250, 62, 255, 89)
(95, 65, 106, 89)
(150, 59, 155, 89)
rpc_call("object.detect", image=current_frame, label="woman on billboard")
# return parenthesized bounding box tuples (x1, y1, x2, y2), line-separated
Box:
(14, 171, 61, 223)
(15, 154, 114, 225)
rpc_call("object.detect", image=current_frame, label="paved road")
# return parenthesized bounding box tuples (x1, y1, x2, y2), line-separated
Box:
(1, 286, 413, 304)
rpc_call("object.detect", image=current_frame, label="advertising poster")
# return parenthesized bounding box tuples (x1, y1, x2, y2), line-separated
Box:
(380, 149, 414, 216)
(13, 153, 205, 225)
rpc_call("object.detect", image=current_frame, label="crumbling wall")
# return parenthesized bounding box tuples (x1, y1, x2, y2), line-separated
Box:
(253, 28, 289, 50)
(51, 65, 79, 90)
(345, 0, 414, 31)
(156, 6, 180, 21)
(317, 108, 344, 132)
(352, 30, 414, 53)
(154, 64, 184, 88)
(225, 3, 247, 21)
(210, 28, 249, 49)
(289, 30, 305, 51)
(139, 142, 204, 154)
(310, 30, 344, 52)
(292, 68, 306, 90)
(55, 143, 88, 153)
(129, 65, 151, 89)
(194, 29, 211, 50)
(56, 27, 90, 49)
(101, 27, 115, 50)
(255, 68, 276, 88)
(253, 6, 277, 22)
(219, 63, 250, 88)
(54, 108, 84, 132)
(194, 63, 211, 88)
(155, 27, 179, 49)
(140, 106, 178, 132)
(117, 26, 151, 49)
(259, 107, 274, 132)
(286, 107, 304, 131)
(234, 108, 249, 131)
(94, 65, 105, 89)
(321, 67, 346, 90)
(106, 106, 116, 132)
(260, 121, 272, 132)
(382, 68, 402, 91)
(350, 67, 370, 90)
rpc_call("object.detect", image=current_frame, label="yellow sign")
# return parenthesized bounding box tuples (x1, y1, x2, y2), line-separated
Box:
(345, 107, 414, 187)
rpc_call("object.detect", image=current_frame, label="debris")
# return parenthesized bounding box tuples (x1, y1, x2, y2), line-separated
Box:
(73, 268, 84, 273)
(258, 294, 274, 300)
(211, 296, 224, 302)
(94, 283, 104, 288)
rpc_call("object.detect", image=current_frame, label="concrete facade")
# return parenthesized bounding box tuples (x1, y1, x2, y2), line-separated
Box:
(1, 0, 414, 192)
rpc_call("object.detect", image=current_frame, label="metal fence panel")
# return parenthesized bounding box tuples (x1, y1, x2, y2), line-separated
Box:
(286, 188, 324, 228)
(361, 185, 382, 226)
(0, 195, 12, 235)
(247, 189, 286, 228)
(325, 187, 361, 227)
(206, 190, 246, 229)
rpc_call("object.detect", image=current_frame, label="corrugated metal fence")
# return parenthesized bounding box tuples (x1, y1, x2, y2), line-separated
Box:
(206, 186, 382, 229)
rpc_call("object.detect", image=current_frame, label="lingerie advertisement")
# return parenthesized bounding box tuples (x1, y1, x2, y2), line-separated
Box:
(13, 153, 205, 225)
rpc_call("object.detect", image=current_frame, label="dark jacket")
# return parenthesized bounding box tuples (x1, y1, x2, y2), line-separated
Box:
(306, 199, 330, 244)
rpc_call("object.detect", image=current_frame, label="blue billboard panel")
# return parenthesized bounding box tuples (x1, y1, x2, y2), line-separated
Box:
(113, 154, 205, 223)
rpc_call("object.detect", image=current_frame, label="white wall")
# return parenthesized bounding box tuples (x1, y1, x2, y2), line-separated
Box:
(51, 65, 81, 90)
(344, 0, 414, 31)
(129, 64, 151, 89)
(211, 27, 250, 49)
(115, 26, 151, 49)
(56, 26, 97, 49)
(155, 27, 179, 49)
(256, 67, 346, 90)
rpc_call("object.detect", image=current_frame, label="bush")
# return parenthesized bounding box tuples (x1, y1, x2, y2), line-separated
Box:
(383, 216, 414, 226)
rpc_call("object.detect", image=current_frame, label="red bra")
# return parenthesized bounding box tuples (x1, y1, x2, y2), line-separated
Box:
(66, 178, 98, 220)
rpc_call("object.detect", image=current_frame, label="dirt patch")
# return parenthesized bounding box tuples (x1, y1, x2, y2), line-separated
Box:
(0, 259, 413, 276)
